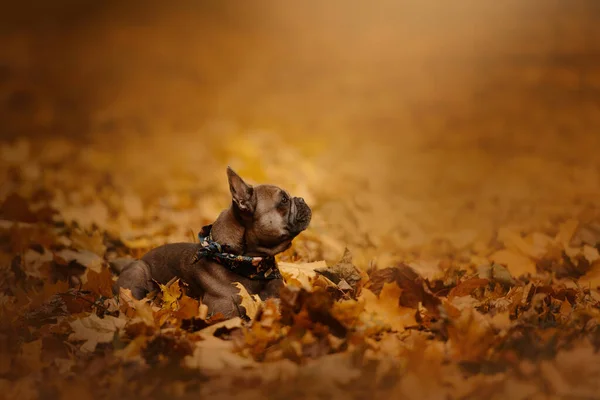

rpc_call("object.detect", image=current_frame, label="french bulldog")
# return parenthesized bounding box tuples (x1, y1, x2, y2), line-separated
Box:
(112, 167, 312, 318)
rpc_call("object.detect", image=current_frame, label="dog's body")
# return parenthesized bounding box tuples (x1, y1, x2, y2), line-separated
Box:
(113, 167, 311, 318)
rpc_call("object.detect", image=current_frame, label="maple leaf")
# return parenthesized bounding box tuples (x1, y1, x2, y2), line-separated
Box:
(358, 283, 416, 332)
(173, 295, 202, 320)
(69, 313, 127, 352)
(446, 308, 495, 362)
(489, 248, 537, 277)
(82, 267, 114, 298)
(118, 287, 156, 326)
(315, 248, 365, 295)
(158, 279, 182, 311)
(233, 282, 261, 320)
(55, 249, 104, 274)
(279, 260, 327, 290)
(70, 228, 107, 257)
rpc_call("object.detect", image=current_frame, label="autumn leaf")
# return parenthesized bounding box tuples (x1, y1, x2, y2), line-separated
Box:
(118, 288, 156, 326)
(358, 283, 416, 332)
(17, 339, 44, 372)
(315, 248, 366, 294)
(173, 295, 203, 320)
(70, 228, 107, 257)
(55, 249, 104, 274)
(69, 313, 127, 352)
(233, 282, 261, 320)
(82, 267, 114, 298)
(158, 279, 182, 311)
(446, 308, 495, 362)
(279, 260, 327, 290)
(489, 249, 537, 277)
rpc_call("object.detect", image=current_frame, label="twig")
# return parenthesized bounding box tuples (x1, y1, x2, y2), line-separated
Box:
(59, 290, 111, 313)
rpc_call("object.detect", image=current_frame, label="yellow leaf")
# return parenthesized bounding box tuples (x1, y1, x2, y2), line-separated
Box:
(358, 283, 416, 332)
(118, 288, 155, 326)
(279, 260, 328, 290)
(579, 261, 600, 289)
(583, 245, 600, 264)
(158, 279, 182, 311)
(233, 282, 261, 320)
(70, 228, 106, 256)
(490, 249, 537, 277)
(556, 219, 579, 248)
(499, 228, 547, 259)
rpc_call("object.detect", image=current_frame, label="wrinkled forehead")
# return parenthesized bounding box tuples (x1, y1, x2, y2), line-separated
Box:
(254, 184, 286, 206)
(254, 184, 285, 199)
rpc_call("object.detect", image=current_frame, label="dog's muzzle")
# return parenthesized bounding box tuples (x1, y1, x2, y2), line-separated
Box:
(289, 197, 312, 235)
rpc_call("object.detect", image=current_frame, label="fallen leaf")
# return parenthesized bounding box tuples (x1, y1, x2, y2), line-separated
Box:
(279, 260, 328, 290)
(82, 267, 114, 298)
(55, 249, 104, 274)
(69, 313, 127, 352)
(315, 248, 365, 294)
(18, 340, 43, 372)
(70, 229, 107, 257)
(489, 249, 536, 277)
(158, 279, 182, 311)
(359, 283, 416, 332)
(477, 263, 516, 285)
(448, 278, 490, 299)
(233, 282, 261, 319)
(184, 335, 254, 371)
(556, 219, 579, 248)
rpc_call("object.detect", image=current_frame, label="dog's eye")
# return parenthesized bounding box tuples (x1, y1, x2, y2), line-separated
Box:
(280, 193, 289, 205)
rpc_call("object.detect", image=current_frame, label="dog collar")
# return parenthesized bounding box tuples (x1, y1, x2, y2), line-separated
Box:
(192, 225, 281, 280)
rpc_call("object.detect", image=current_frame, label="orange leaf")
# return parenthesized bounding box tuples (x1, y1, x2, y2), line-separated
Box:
(82, 267, 114, 298)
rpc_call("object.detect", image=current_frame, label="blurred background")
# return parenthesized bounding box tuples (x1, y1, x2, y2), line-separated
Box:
(1, 0, 600, 266)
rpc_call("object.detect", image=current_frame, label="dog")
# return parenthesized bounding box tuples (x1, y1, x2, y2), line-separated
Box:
(112, 167, 312, 318)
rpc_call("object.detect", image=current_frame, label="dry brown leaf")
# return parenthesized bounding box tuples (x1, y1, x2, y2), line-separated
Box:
(448, 278, 490, 299)
(18, 339, 43, 372)
(82, 267, 114, 298)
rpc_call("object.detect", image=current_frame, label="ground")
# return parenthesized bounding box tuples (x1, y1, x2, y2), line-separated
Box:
(1, 2, 600, 399)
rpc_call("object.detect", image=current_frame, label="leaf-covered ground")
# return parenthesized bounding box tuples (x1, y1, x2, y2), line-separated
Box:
(3, 2, 600, 399)
(2, 130, 600, 400)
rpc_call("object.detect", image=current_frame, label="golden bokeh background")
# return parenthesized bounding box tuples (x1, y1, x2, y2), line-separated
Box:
(2, 0, 600, 266)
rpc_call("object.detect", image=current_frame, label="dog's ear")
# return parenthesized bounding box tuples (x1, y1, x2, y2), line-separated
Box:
(227, 167, 255, 214)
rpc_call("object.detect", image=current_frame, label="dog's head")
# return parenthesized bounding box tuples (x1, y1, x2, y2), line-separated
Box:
(226, 167, 312, 257)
